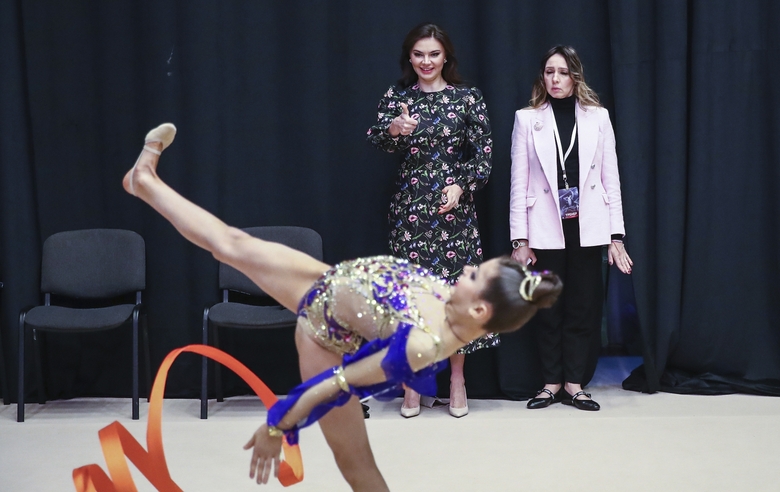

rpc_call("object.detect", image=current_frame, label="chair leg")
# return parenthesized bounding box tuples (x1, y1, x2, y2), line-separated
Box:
(17, 313, 26, 422)
(33, 330, 46, 405)
(201, 308, 209, 419)
(142, 314, 152, 401)
(132, 308, 140, 420)
(213, 327, 224, 403)
(0, 326, 8, 405)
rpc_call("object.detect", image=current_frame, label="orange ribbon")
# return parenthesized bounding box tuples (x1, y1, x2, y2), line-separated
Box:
(72, 344, 304, 491)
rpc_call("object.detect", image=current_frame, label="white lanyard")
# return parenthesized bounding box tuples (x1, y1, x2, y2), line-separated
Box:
(550, 111, 577, 189)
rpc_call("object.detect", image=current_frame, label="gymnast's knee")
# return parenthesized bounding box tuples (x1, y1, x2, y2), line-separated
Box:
(211, 226, 255, 265)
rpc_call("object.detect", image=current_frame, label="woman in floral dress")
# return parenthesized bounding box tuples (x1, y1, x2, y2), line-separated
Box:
(367, 23, 497, 418)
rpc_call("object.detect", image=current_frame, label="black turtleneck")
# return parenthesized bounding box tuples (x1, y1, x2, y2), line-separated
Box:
(549, 95, 578, 190)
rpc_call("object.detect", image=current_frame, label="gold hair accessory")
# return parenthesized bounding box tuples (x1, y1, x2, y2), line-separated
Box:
(267, 425, 284, 438)
(519, 267, 542, 302)
(334, 366, 350, 393)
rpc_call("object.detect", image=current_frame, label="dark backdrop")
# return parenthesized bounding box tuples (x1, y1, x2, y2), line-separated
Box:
(1, 0, 778, 403)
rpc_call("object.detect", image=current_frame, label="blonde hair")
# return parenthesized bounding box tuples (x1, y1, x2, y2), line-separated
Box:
(528, 45, 602, 109)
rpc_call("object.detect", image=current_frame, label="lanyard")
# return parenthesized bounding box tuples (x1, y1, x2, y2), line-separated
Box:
(550, 111, 577, 189)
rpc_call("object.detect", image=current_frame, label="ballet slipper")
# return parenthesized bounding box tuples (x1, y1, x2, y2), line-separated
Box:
(128, 123, 177, 196)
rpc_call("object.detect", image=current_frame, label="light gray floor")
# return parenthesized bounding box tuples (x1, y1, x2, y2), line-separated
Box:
(2, 358, 779, 492)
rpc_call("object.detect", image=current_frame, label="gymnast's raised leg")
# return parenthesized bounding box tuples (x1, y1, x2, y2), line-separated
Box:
(122, 124, 329, 311)
(123, 124, 389, 491)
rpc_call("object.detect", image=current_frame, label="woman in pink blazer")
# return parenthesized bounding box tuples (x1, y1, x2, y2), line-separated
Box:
(509, 46, 633, 411)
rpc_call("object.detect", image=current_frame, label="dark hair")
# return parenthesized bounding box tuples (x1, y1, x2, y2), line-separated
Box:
(397, 23, 463, 88)
(529, 45, 601, 109)
(481, 257, 563, 333)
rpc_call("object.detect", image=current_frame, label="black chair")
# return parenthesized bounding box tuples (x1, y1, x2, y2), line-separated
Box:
(0, 281, 8, 405)
(17, 229, 151, 422)
(200, 226, 323, 419)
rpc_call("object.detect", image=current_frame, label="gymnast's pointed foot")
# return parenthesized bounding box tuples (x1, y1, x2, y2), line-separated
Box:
(123, 123, 177, 196)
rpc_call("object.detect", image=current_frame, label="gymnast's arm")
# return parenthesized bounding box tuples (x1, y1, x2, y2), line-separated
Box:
(276, 348, 390, 428)
(280, 329, 439, 426)
(244, 333, 438, 482)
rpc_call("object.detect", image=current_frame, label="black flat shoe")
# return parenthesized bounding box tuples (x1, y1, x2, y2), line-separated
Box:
(526, 388, 562, 409)
(561, 390, 600, 411)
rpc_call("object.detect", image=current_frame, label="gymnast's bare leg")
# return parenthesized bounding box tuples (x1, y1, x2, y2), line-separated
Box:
(123, 141, 328, 311)
(123, 134, 389, 491)
(295, 326, 389, 491)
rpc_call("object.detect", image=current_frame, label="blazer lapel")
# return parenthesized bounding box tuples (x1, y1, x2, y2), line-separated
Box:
(577, 102, 598, 185)
(531, 105, 558, 191)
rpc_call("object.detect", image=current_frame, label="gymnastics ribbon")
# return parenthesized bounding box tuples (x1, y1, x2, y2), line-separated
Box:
(72, 344, 304, 491)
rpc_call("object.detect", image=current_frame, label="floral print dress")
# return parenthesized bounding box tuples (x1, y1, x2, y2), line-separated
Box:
(367, 83, 499, 354)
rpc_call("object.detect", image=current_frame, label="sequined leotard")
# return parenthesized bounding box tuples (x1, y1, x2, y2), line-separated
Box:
(268, 256, 453, 443)
(297, 255, 451, 356)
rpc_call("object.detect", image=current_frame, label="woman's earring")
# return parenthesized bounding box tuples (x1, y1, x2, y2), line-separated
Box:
(445, 59, 448, 63)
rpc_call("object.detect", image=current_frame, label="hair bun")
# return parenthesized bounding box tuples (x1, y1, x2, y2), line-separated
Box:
(530, 272, 563, 308)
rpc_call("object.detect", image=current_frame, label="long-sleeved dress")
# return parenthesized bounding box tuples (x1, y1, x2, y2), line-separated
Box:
(367, 83, 498, 353)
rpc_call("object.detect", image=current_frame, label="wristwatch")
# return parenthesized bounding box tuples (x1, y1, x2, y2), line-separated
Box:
(511, 240, 528, 249)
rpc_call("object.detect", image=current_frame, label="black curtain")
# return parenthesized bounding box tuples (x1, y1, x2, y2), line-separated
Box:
(610, 0, 780, 395)
(1, 0, 778, 402)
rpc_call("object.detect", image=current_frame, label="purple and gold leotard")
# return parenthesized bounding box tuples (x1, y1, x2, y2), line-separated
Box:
(269, 257, 452, 443)
(297, 255, 450, 356)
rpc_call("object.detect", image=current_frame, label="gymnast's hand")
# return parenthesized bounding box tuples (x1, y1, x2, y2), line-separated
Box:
(438, 184, 463, 214)
(388, 102, 418, 136)
(244, 424, 283, 485)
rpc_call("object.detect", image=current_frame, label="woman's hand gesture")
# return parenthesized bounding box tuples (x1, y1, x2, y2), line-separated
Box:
(438, 184, 464, 214)
(243, 424, 283, 485)
(388, 103, 418, 136)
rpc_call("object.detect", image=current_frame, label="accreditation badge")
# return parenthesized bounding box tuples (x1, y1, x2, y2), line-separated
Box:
(558, 186, 579, 219)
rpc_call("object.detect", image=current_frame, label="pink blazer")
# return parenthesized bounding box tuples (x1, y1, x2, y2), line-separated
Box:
(509, 102, 626, 249)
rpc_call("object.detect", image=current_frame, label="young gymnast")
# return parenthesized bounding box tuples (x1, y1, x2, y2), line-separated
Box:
(124, 124, 562, 490)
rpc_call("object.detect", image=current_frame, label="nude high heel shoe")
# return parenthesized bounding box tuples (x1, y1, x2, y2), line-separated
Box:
(400, 404, 421, 418)
(128, 123, 177, 196)
(400, 388, 421, 418)
(449, 402, 469, 418)
(449, 385, 468, 418)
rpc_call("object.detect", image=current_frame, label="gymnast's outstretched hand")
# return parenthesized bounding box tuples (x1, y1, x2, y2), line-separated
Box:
(243, 424, 283, 484)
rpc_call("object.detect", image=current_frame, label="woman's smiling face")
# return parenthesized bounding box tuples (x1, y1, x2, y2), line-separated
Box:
(410, 36, 446, 86)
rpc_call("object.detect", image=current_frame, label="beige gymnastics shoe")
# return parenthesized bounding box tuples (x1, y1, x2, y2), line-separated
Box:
(127, 123, 177, 196)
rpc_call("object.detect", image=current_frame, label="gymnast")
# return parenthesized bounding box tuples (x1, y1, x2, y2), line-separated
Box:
(124, 124, 563, 491)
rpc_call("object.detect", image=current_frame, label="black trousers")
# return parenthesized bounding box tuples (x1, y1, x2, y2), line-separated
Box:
(532, 218, 603, 384)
